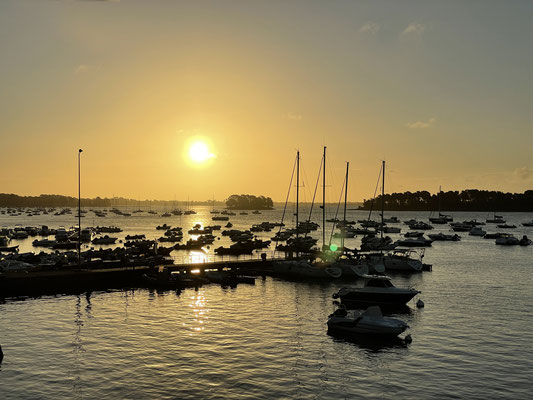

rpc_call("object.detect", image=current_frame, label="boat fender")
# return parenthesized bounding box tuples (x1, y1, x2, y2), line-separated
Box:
(332, 293, 339, 299)
(416, 299, 425, 308)
(404, 334, 413, 344)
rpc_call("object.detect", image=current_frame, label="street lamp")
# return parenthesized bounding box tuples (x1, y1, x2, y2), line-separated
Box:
(78, 149, 83, 267)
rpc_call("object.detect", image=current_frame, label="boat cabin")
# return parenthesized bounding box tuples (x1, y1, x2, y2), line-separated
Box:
(362, 275, 395, 288)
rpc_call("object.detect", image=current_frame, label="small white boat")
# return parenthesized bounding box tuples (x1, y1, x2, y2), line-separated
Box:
(273, 259, 342, 279)
(327, 306, 408, 337)
(383, 249, 426, 272)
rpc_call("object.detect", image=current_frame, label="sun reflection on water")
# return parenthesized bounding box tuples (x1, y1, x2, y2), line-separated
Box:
(187, 290, 208, 335)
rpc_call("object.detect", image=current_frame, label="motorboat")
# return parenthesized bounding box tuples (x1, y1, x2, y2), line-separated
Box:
(497, 224, 516, 229)
(360, 235, 397, 251)
(331, 255, 369, 277)
(404, 231, 424, 238)
(272, 259, 342, 279)
(428, 232, 461, 241)
(522, 221, 533, 227)
(495, 234, 520, 245)
(327, 306, 409, 337)
(92, 235, 117, 245)
(408, 221, 433, 230)
(395, 236, 433, 247)
(383, 216, 400, 224)
(381, 226, 401, 234)
(486, 214, 505, 224)
(333, 275, 420, 308)
(483, 232, 505, 239)
(383, 249, 427, 272)
(468, 226, 486, 237)
(450, 223, 472, 232)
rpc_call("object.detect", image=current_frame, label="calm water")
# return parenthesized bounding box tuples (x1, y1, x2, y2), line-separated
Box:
(1, 208, 533, 399)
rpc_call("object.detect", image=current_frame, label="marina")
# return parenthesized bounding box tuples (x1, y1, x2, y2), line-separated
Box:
(2, 0, 533, 398)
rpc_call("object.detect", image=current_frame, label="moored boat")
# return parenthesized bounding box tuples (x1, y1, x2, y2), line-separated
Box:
(327, 306, 409, 337)
(333, 275, 420, 308)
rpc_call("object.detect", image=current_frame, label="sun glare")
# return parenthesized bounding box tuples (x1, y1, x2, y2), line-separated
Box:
(189, 141, 213, 163)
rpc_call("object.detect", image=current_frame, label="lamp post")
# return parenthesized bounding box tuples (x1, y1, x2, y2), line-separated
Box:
(78, 149, 83, 268)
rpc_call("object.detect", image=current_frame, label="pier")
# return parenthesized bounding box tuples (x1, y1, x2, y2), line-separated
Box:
(0, 256, 284, 299)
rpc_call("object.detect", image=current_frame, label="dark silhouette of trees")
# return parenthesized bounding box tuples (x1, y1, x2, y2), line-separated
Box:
(225, 194, 274, 210)
(359, 190, 533, 212)
(0, 194, 225, 208)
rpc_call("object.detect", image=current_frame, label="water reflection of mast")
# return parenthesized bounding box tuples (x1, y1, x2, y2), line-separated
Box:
(72, 295, 85, 398)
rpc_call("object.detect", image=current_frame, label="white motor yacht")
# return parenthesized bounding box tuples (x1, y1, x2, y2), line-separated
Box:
(383, 249, 427, 272)
(333, 275, 420, 308)
(273, 259, 342, 279)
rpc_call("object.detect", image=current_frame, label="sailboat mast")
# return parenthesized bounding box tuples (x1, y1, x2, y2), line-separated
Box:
(438, 185, 442, 216)
(342, 161, 349, 249)
(323, 146, 326, 249)
(381, 160, 385, 240)
(296, 150, 300, 239)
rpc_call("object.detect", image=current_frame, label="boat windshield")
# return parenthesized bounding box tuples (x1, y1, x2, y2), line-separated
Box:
(365, 279, 394, 288)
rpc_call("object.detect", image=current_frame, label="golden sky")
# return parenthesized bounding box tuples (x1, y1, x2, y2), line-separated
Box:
(1, 1, 532, 202)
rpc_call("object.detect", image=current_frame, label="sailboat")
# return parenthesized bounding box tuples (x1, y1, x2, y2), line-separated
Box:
(429, 187, 452, 224)
(361, 161, 397, 251)
(329, 160, 368, 277)
(273, 149, 341, 279)
(183, 197, 196, 215)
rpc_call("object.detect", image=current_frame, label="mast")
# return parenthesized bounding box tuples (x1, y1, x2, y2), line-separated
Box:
(438, 185, 442, 216)
(381, 160, 385, 240)
(322, 146, 326, 249)
(342, 161, 349, 249)
(78, 149, 82, 268)
(296, 150, 300, 238)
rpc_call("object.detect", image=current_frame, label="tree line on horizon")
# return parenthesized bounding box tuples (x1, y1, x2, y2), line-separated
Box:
(225, 194, 274, 210)
(359, 189, 533, 212)
(0, 194, 224, 208)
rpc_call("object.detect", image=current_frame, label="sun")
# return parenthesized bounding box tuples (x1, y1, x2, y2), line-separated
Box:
(188, 141, 214, 163)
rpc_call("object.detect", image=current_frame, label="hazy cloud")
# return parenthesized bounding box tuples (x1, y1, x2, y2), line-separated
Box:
(75, 64, 100, 74)
(402, 23, 426, 35)
(359, 22, 380, 35)
(513, 166, 533, 180)
(287, 112, 302, 121)
(406, 118, 436, 129)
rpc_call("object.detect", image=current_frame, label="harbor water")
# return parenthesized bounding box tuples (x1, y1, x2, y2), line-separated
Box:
(1, 208, 533, 399)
